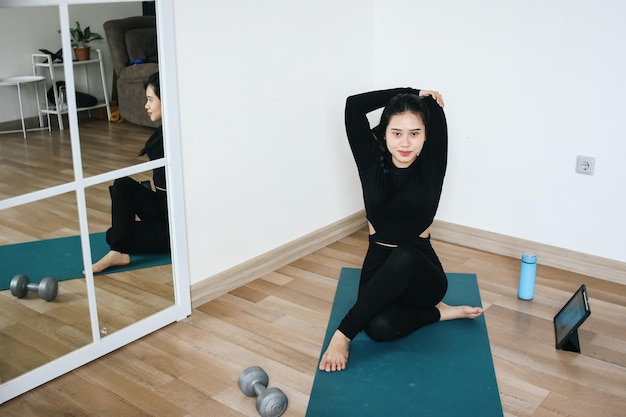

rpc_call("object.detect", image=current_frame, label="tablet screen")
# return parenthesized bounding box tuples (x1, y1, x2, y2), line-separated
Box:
(554, 284, 590, 349)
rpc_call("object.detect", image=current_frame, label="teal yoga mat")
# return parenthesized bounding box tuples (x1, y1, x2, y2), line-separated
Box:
(306, 268, 503, 417)
(0, 232, 171, 290)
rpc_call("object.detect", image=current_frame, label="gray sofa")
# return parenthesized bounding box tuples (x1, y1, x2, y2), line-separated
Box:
(103, 16, 159, 128)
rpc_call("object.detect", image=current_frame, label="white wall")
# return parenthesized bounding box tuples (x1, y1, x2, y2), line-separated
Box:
(0, 2, 142, 123)
(173, 0, 625, 287)
(173, 0, 374, 284)
(4, 0, 623, 290)
(373, 0, 626, 262)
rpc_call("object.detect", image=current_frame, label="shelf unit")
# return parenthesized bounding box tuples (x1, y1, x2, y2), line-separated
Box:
(32, 49, 111, 130)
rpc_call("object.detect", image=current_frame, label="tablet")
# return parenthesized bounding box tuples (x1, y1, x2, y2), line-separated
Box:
(553, 284, 591, 353)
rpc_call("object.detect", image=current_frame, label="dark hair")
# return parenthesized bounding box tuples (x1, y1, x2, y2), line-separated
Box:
(372, 93, 430, 203)
(143, 71, 160, 99)
(138, 72, 162, 157)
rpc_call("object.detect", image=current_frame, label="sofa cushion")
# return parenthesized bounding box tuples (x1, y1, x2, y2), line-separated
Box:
(118, 62, 159, 81)
(125, 28, 158, 64)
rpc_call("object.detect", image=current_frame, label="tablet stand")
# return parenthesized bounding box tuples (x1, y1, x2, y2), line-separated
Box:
(557, 329, 581, 353)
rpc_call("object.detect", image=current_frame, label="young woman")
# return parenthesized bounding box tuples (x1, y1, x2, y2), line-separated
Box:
(319, 88, 483, 372)
(91, 72, 170, 273)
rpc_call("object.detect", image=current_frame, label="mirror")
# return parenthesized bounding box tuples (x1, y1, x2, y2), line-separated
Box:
(71, 1, 175, 339)
(0, 0, 184, 396)
(84, 169, 174, 337)
(0, 193, 92, 381)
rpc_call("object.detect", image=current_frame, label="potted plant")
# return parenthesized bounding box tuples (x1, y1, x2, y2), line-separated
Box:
(69, 21, 103, 61)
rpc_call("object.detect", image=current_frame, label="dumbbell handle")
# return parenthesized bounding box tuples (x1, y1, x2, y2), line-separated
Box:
(252, 382, 266, 397)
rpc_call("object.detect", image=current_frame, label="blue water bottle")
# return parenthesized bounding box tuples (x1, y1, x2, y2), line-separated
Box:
(518, 252, 537, 300)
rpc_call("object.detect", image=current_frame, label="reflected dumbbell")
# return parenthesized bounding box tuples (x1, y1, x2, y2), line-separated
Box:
(10, 274, 58, 301)
(238, 366, 288, 417)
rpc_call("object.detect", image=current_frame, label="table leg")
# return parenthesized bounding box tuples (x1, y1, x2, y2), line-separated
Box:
(16, 83, 27, 139)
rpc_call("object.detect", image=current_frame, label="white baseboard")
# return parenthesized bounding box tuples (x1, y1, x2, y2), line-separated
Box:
(431, 220, 626, 285)
(190, 213, 625, 306)
(190, 211, 367, 307)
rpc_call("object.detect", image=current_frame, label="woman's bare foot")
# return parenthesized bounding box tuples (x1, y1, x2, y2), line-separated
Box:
(436, 302, 483, 321)
(91, 250, 131, 274)
(319, 330, 351, 372)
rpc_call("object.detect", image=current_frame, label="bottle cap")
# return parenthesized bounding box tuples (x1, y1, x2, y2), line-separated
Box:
(522, 252, 537, 263)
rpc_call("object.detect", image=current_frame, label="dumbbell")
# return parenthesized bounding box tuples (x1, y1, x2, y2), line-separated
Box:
(10, 274, 58, 301)
(238, 366, 288, 417)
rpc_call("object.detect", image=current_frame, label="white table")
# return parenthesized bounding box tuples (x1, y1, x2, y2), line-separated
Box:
(0, 75, 50, 139)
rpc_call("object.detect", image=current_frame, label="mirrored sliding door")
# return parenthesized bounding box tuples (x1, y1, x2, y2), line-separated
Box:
(0, 0, 190, 404)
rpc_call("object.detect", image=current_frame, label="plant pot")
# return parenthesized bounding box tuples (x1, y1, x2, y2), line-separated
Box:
(73, 47, 91, 61)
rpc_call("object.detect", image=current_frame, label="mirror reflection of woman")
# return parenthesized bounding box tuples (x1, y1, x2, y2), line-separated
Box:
(91, 72, 169, 273)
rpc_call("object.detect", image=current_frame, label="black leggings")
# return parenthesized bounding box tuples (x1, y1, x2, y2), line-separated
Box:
(105, 177, 170, 254)
(337, 236, 447, 341)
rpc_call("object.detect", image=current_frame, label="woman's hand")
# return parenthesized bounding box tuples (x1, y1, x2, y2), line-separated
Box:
(419, 90, 445, 108)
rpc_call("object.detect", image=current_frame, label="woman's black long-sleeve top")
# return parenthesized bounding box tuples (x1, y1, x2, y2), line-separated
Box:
(344, 88, 448, 245)
(140, 126, 166, 190)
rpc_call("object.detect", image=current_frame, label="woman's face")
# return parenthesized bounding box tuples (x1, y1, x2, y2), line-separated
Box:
(385, 111, 426, 168)
(145, 85, 162, 122)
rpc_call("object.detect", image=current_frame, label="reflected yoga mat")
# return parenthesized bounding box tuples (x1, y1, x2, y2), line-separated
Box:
(306, 268, 503, 417)
(0, 232, 171, 290)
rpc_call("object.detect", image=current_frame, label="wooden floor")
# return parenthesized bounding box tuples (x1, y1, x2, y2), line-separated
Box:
(2, 120, 626, 416)
(1, 229, 624, 416)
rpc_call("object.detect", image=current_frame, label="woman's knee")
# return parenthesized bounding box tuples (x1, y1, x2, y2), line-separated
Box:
(365, 314, 400, 342)
(110, 177, 138, 194)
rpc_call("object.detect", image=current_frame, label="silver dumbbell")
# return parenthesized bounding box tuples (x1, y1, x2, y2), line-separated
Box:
(10, 274, 58, 301)
(238, 366, 288, 417)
